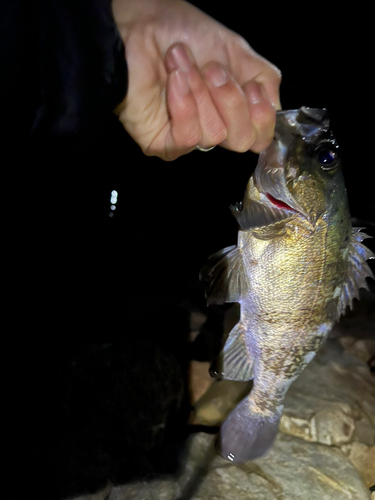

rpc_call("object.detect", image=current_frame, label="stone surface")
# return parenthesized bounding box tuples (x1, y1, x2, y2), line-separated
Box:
(189, 378, 252, 426)
(104, 432, 371, 500)
(341, 442, 375, 488)
(68, 484, 112, 500)
(108, 480, 179, 500)
(189, 361, 213, 403)
(279, 334, 375, 447)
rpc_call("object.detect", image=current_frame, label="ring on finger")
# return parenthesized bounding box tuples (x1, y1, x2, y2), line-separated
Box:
(195, 145, 216, 152)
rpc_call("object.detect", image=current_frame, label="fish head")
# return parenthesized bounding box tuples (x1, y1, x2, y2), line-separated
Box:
(239, 107, 347, 230)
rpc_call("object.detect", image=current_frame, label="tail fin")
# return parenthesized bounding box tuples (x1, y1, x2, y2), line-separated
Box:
(217, 396, 282, 463)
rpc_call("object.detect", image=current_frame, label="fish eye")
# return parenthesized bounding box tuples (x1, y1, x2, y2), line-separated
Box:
(316, 142, 339, 170)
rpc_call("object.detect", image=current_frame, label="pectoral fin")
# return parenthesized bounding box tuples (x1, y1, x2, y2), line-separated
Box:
(337, 228, 374, 317)
(200, 245, 249, 305)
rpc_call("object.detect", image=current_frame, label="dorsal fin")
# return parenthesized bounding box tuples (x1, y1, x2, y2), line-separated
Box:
(337, 228, 374, 317)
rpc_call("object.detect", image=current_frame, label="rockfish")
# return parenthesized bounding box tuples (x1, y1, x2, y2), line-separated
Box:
(200, 107, 374, 463)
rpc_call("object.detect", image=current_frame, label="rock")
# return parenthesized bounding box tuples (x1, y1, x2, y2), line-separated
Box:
(189, 311, 208, 334)
(310, 408, 356, 445)
(338, 335, 375, 365)
(106, 432, 371, 500)
(190, 378, 252, 426)
(66, 483, 112, 500)
(280, 335, 375, 448)
(341, 442, 375, 488)
(249, 433, 371, 500)
(193, 463, 280, 500)
(108, 480, 179, 500)
(281, 403, 357, 446)
(189, 361, 213, 403)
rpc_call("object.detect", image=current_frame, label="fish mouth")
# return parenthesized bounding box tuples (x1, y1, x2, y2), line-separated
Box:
(231, 174, 301, 230)
(232, 108, 327, 231)
(231, 155, 307, 230)
(265, 193, 297, 212)
(254, 143, 306, 214)
(248, 152, 307, 228)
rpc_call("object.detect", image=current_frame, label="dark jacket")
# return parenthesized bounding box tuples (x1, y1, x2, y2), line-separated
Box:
(0, 0, 127, 151)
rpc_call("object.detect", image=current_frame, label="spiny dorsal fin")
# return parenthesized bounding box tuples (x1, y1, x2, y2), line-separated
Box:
(200, 245, 249, 305)
(337, 228, 374, 317)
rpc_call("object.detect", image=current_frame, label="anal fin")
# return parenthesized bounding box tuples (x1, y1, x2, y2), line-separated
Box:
(216, 322, 253, 381)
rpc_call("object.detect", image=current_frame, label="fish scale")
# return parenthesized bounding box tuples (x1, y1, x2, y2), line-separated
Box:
(200, 107, 374, 463)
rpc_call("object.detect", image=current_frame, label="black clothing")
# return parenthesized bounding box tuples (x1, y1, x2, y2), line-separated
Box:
(1, 0, 127, 151)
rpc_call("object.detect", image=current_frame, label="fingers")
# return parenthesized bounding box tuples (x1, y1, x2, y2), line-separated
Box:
(253, 59, 282, 112)
(202, 62, 276, 153)
(164, 43, 279, 159)
(243, 80, 277, 153)
(164, 68, 201, 160)
(202, 63, 255, 152)
(231, 41, 282, 111)
(165, 44, 227, 158)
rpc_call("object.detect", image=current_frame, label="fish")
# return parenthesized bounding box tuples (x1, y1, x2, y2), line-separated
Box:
(200, 107, 374, 463)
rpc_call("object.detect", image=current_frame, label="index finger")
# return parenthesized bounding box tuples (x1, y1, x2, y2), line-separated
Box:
(254, 60, 282, 111)
(228, 38, 282, 110)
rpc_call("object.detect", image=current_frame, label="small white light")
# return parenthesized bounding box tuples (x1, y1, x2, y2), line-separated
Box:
(110, 205, 116, 210)
(110, 190, 118, 204)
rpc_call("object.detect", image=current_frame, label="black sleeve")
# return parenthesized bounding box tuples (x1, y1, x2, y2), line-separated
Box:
(0, 0, 128, 151)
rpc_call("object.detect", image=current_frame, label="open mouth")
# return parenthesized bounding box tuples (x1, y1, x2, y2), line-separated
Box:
(265, 193, 297, 212)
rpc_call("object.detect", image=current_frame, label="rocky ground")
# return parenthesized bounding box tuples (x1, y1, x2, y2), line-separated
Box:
(69, 291, 375, 500)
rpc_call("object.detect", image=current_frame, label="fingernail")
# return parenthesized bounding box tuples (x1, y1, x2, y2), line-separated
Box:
(173, 69, 190, 95)
(205, 66, 228, 87)
(249, 84, 263, 105)
(170, 44, 193, 73)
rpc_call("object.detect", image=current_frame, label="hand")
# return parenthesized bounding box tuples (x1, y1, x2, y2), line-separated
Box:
(112, 0, 281, 160)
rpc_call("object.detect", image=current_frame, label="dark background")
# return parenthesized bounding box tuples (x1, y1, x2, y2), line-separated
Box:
(6, 3, 374, 499)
